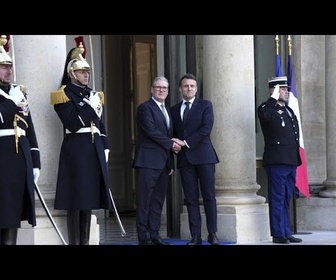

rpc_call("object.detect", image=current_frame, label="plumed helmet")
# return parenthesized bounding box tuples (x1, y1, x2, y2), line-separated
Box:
(66, 36, 90, 73)
(0, 35, 12, 65)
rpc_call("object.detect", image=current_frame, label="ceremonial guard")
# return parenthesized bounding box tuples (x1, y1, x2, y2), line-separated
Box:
(51, 37, 112, 245)
(0, 35, 41, 245)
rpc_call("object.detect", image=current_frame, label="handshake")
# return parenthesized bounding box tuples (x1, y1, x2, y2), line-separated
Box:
(171, 138, 186, 154)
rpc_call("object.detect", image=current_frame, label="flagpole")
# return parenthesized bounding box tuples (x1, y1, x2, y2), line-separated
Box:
(275, 35, 280, 55)
(287, 34, 299, 234)
(275, 35, 283, 76)
(287, 34, 311, 235)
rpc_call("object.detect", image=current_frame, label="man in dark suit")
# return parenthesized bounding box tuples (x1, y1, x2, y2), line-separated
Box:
(133, 76, 181, 245)
(170, 73, 220, 245)
(257, 76, 302, 244)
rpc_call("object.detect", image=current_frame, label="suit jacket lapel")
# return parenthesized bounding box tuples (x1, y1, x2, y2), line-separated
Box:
(149, 98, 170, 130)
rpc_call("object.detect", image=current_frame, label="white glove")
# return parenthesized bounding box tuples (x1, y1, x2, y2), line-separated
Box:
(104, 149, 110, 163)
(0, 86, 27, 107)
(10, 86, 28, 107)
(271, 84, 280, 100)
(83, 91, 103, 118)
(33, 168, 40, 184)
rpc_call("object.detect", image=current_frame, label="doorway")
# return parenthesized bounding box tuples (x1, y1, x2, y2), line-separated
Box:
(102, 35, 157, 214)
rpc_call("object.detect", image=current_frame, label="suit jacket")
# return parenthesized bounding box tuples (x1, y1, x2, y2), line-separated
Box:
(257, 97, 302, 167)
(132, 97, 174, 170)
(170, 97, 219, 168)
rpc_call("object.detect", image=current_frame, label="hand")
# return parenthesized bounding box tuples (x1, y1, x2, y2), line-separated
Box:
(172, 141, 181, 153)
(89, 91, 103, 118)
(33, 168, 40, 184)
(104, 149, 110, 163)
(10, 86, 28, 107)
(83, 91, 103, 118)
(0, 86, 27, 107)
(172, 138, 186, 147)
(271, 84, 280, 100)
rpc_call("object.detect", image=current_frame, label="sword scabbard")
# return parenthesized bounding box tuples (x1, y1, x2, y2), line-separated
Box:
(13, 115, 19, 153)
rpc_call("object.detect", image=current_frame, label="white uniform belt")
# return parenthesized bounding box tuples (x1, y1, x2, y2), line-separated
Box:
(65, 127, 101, 135)
(0, 128, 26, 137)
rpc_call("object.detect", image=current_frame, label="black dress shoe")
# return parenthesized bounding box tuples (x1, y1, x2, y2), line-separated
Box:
(272, 237, 290, 244)
(208, 233, 220, 245)
(286, 236, 302, 243)
(138, 240, 155, 245)
(151, 237, 172, 245)
(187, 236, 202, 245)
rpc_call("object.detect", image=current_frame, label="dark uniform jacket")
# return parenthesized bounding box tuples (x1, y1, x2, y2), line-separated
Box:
(51, 82, 112, 210)
(0, 83, 41, 228)
(132, 97, 175, 171)
(170, 97, 219, 168)
(257, 97, 302, 167)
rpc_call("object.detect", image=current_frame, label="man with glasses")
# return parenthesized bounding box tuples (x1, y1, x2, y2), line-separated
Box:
(133, 76, 181, 245)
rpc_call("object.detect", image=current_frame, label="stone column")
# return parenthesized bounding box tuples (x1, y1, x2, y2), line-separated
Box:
(12, 35, 99, 244)
(180, 35, 270, 243)
(295, 36, 336, 231)
(320, 35, 336, 198)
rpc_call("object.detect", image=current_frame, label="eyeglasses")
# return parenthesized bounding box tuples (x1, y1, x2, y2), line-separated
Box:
(153, 86, 169, 92)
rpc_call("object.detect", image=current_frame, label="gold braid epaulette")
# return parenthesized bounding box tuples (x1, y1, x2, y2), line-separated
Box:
(97, 91, 104, 105)
(50, 85, 70, 105)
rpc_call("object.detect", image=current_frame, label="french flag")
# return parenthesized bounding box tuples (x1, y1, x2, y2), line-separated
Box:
(287, 42, 310, 198)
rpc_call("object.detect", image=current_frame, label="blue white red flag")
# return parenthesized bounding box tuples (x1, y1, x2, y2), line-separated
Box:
(287, 51, 310, 198)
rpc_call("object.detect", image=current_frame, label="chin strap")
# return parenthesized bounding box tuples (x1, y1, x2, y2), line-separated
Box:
(71, 70, 90, 87)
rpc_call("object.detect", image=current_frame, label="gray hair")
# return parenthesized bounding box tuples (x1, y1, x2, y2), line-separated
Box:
(152, 75, 169, 87)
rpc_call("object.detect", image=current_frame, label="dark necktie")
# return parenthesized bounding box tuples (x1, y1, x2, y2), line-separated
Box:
(183, 101, 190, 125)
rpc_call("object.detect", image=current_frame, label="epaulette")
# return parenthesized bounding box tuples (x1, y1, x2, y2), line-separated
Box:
(50, 85, 70, 105)
(97, 91, 105, 105)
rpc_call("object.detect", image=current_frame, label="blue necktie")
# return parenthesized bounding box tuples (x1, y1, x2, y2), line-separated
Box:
(183, 101, 190, 125)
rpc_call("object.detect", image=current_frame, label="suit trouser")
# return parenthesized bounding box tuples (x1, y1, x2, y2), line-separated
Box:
(135, 167, 168, 241)
(180, 164, 217, 238)
(265, 164, 296, 237)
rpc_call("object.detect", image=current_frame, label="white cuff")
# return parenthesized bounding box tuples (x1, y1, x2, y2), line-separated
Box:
(33, 168, 40, 184)
(104, 149, 110, 163)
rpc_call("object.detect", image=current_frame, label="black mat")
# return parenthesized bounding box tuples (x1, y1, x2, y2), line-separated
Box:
(104, 238, 236, 245)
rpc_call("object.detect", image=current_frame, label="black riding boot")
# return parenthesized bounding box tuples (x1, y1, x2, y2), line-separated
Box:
(80, 210, 92, 245)
(67, 210, 80, 245)
(1, 228, 18, 245)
